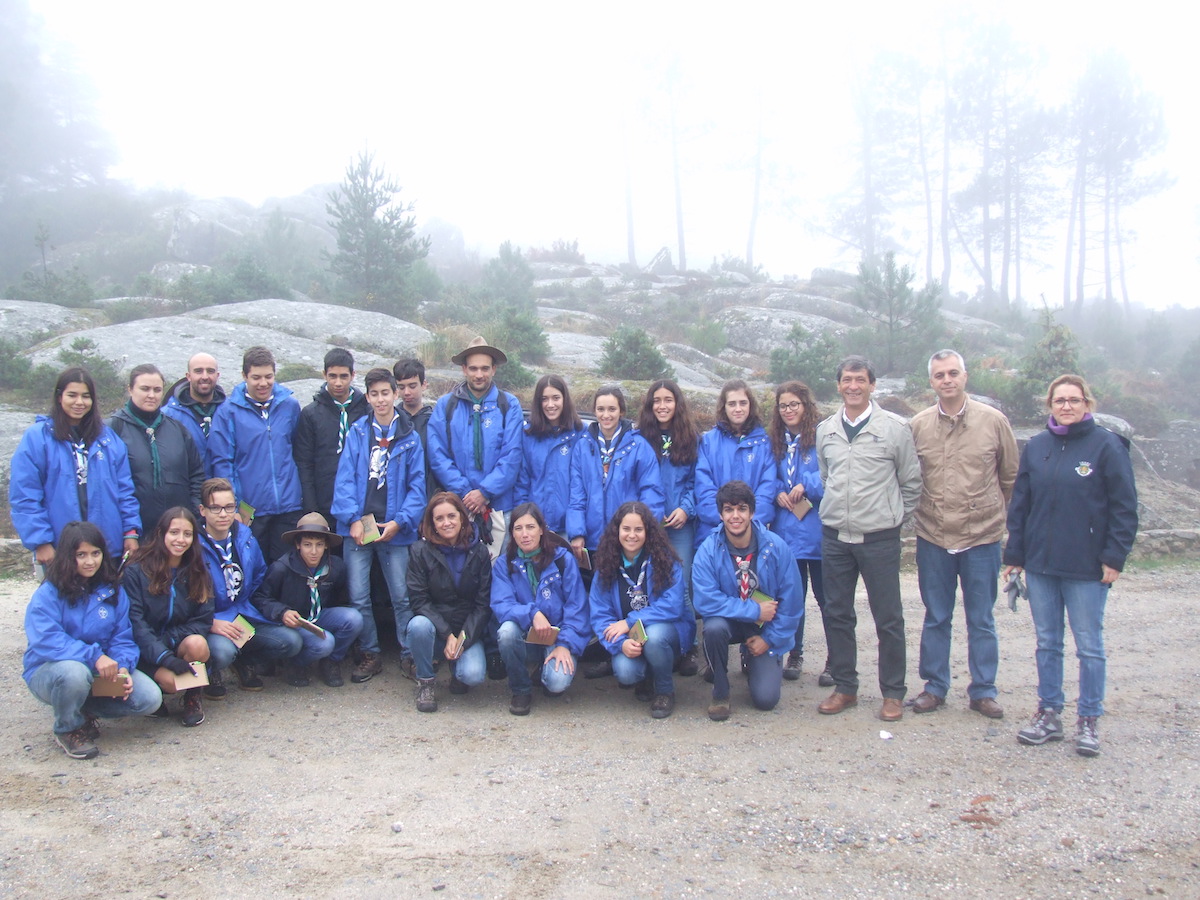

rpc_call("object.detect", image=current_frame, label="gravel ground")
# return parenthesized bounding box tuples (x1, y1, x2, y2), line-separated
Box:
(1, 564, 1197, 899)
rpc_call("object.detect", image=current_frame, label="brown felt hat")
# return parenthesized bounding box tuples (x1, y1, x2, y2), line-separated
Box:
(451, 335, 507, 366)
(281, 512, 343, 548)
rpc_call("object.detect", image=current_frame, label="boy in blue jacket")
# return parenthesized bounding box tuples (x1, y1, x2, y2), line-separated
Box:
(693, 480, 802, 721)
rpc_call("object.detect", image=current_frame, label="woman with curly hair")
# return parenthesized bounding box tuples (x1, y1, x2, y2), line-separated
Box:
(124, 507, 214, 727)
(769, 380, 827, 685)
(589, 501, 691, 718)
(637, 379, 701, 675)
(406, 492, 493, 713)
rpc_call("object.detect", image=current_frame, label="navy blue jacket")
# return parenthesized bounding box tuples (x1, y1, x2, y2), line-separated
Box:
(294, 385, 369, 518)
(123, 562, 214, 669)
(1004, 417, 1138, 580)
(109, 406, 205, 535)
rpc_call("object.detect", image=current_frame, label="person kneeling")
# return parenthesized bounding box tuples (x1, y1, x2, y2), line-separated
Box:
(250, 514, 362, 687)
(589, 502, 692, 719)
(693, 481, 802, 721)
(406, 493, 492, 712)
(491, 503, 589, 716)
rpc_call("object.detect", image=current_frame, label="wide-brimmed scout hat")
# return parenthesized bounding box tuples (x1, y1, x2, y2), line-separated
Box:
(451, 335, 507, 366)
(282, 512, 343, 548)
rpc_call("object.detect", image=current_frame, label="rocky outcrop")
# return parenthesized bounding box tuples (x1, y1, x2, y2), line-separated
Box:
(0, 299, 99, 344)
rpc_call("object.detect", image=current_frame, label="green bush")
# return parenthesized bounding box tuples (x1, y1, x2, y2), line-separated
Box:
(597, 325, 674, 381)
(768, 324, 843, 400)
(687, 320, 727, 356)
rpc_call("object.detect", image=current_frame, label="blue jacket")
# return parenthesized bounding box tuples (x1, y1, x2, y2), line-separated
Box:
(427, 383, 524, 511)
(771, 439, 825, 560)
(490, 545, 590, 656)
(1004, 417, 1138, 580)
(163, 380, 226, 477)
(208, 382, 302, 516)
(331, 410, 426, 546)
(655, 450, 696, 520)
(694, 425, 777, 544)
(9, 417, 141, 557)
(23, 580, 140, 683)
(692, 521, 802, 657)
(567, 422, 665, 548)
(588, 557, 694, 654)
(516, 425, 584, 533)
(199, 522, 269, 623)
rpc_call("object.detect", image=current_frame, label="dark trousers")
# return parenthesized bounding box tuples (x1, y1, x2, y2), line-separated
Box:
(821, 532, 906, 699)
(701, 617, 784, 710)
(251, 511, 301, 566)
(793, 558, 827, 656)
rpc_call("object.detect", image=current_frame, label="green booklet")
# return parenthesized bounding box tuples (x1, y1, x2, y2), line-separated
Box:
(231, 614, 257, 648)
(628, 618, 648, 643)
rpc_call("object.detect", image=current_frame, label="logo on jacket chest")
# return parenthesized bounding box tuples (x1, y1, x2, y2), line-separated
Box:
(1075, 461, 1093, 477)
(97, 606, 109, 619)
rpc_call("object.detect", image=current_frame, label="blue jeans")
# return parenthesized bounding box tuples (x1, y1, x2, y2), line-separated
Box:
(496, 620, 577, 695)
(666, 523, 697, 648)
(405, 615, 487, 684)
(916, 539, 1001, 700)
(611, 622, 681, 696)
(294, 607, 364, 666)
(27, 660, 163, 734)
(701, 617, 784, 710)
(207, 622, 304, 671)
(792, 558, 825, 656)
(1024, 572, 1108, 717)
(345, 540, 410, 656)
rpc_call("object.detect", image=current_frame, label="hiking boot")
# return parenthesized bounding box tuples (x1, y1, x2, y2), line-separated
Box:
(676, 647, 700, 677)
(318, 657, 344, 687)
(1017, 708, 1063, 746)
(1075, 716, 1101, 757)
(783, 650, 803, 681)
(487, 652, 507, 681)
(397, 655, 416, 681)
(449, 675, 469, 695)
(81, 715, 100, 741)
(634, 677, 653, 702)
(234, 659, 264, 691)
(509, 692, 532, 716)
(817, 661, 835, 688)
(55, 726, 98, 759)
(707, 697, 731, 722)
(181, 688, 205, 727)
(203, 665, 227, 700)
(285, 663, 311, 687)
(416, 678, 438, 713)
(583, 657, 613, 679)
(351, 652, 382, 684)
(651, 693, 676, 719)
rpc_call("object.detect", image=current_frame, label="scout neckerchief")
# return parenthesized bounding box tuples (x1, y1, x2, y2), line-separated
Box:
(251, 395, 272, 420)
(470, 394, 487, 470)
(205, 530, 243, 603)
(194, 402, 216, 436)
(334, 393, 353, 454)
(658, 429, 672, 459)
(598, 425, 623, 482)
(620, 552, 649, 610)
(69, 426, 89, 519)
(517, 547, 540, 592)
(127, 400, 165, 488)
(306, 562, 329, 620)
(784, 431, 802, 488)
(369, 413, 399, 489)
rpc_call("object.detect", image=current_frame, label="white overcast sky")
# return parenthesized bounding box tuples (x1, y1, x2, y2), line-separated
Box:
(30, 0, 1199, 308)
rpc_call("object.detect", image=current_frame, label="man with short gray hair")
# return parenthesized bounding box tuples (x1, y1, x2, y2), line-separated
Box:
(909, 349, 1018, 719)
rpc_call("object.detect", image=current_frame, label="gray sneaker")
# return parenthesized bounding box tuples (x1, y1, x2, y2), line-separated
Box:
(1075, 716, 1101, 757)
(1017, 708, 1063, 745)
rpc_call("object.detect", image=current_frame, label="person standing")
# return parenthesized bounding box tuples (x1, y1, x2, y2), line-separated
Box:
(109, 364, 205, 538)
(909, 350, 1018, 719)
(394, 358, 436, 496)
(516, 374, 585, 537)
(163, 352, 225, 476)
(815, 356, 921, 722)
(208, 347, 303, 564)
(1003, 374, 1137, 757)
(294, 348, 369, 531)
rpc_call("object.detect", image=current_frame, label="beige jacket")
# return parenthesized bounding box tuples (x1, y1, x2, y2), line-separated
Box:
(910, 397, 1018, 550)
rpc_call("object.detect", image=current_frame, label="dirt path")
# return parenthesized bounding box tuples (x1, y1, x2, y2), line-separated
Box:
(1, 565, 1197, 899)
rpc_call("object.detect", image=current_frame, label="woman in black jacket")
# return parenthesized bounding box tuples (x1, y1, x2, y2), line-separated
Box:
(125, 507, 214, 727)
(405, 492, 492, 712)
(1003, 374, 1138, 759)
(109, 364, 205, 537)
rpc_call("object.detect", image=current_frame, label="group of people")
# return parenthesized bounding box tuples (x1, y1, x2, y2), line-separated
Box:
(14, 336, 1137, 763)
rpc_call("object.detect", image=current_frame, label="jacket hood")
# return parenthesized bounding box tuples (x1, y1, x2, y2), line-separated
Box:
(169, 378, 227, 408)
(451, 382, 498, 404)
(312, 384, 366, 409)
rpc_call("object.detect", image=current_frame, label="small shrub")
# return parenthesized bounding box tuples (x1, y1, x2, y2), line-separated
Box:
(276, 363, 322, 382)
(527, 239, 585, 264)
(597, 325, 674, 381)
(687, 320, 727, 356)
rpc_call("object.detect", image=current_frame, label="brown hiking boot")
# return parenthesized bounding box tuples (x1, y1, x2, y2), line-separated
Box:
(351, 651, 382, 683)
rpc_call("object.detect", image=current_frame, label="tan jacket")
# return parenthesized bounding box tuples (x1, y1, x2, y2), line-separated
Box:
(911, 397, 1018, 550)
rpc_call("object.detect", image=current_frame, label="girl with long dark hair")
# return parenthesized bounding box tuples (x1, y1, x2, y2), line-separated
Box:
(516, 374, 585, 537)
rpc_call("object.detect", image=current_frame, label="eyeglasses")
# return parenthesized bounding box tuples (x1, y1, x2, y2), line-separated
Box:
(777, 401, 803, 412)
(1052, 397, 1086, 408)
(203, 504, 238, 515)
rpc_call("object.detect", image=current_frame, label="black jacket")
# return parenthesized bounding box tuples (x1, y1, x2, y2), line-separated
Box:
(109, 407, 205, 535)
(409, 403, 439, 495)
(406, 536, 492, 647)
(294, 386, 369, 517)
(123, 561, 214, 669)
(252, 549, 350, 622)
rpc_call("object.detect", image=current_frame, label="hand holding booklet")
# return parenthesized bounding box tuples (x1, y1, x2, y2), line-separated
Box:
(790, 496, 813, 520)
(628, 618, 648, 643)
(526, 624, 560, 646)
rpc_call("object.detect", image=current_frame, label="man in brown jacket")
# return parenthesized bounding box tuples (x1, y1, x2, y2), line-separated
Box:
(909, 350, 1018, 719)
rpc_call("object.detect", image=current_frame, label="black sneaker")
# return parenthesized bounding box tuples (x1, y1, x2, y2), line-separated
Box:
(509, 692, 532, 716)
(151, 700, 171, 719)
(55, 726, 98, 759)
(318, 657, 344, 687)
(676, 648, 700, 677)
(181, 688, 205, 727)
(286, 663, 311, 687)
(1075, 716, 1101, 757)
(1017, 708, 1063, 746)
(449, 675, 468, 695)
(234, 659, 264, 691)
(634, 678, 653, 702)
(783, 650, 803, 682)
(584, 657, 613, 679)
(203, 665, 227, 700)
(487, 652, 507, 681)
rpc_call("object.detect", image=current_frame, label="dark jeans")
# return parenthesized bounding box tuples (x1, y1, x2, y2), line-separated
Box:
(701, 617, 784, 710)
(251, 511, 301, 566)
(792, 558, 826, 656)
(821, 531, 906, 699)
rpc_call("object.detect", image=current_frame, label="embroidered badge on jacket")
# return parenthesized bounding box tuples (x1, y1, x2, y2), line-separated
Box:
(1075, 461, 1093, 477)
